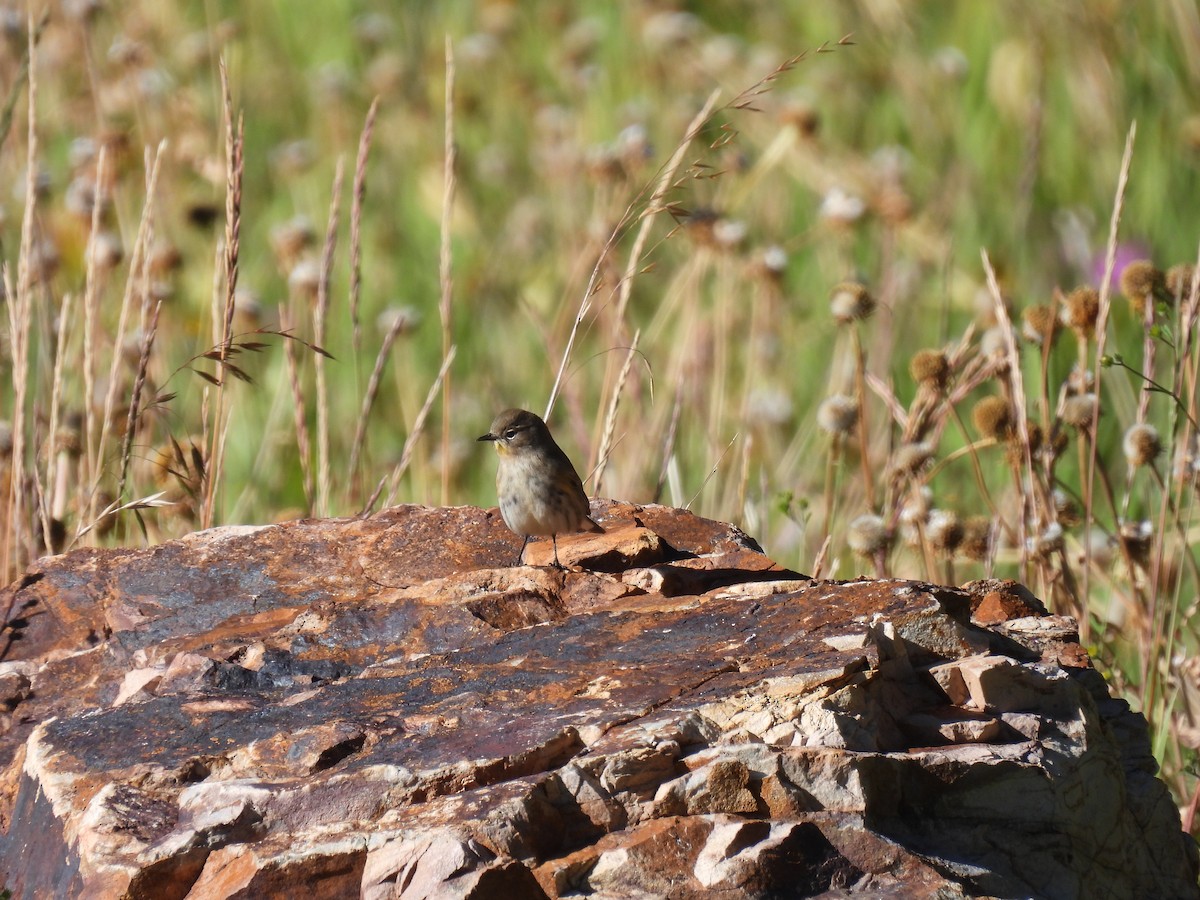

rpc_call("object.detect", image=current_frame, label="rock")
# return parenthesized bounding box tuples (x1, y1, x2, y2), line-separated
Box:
(0, 499, 1194, 899)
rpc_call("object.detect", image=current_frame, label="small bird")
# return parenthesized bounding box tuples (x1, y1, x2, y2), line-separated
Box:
(477, 408, 602, 568)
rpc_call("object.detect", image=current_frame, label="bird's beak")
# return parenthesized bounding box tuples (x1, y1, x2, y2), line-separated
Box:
(477, 432, 496, 442)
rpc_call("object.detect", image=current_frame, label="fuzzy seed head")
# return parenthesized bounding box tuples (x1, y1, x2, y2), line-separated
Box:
(1048, 427, 1070, 460)
(271, 215, 317, 268)
(1118, 519, 1154, 566)
(829, 281, 875, 323)
(847, 513, 891, 557)
(54, 424, 81, 457)
(1174, 435, 1200, 486)
(1027, 522, 1064, 559)
(972, 396, 1013, 440)
(926, 509, 963, 556)
(1122, 423, 1162, 468)
(1067, 366, 1095, 396)
(898, 488, 931, 546)
(88, 231, 124, 272)
(287, 256, 322, 300)
(759, 245, 788, 281)
(1021, 304, 1058, 346)
(1053, 489, 1081, 527)
(890, 441, 934, 476)
(1062, 286, 1100, 336)
(1060, 393, 1098, 430)
(909, 349, 950, 390)
(1119, 260, 1164, 316)
(980, 325, 1010, 359)
(1166, 264, 1196, 301)
(147, 241, 182, 278)
(1005, 420, 1039, 468)
(960, 516, 992, 561)
(817, 394, 859, 436)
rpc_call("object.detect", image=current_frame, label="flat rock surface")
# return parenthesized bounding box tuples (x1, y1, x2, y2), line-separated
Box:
(0, 501, 1195, 899)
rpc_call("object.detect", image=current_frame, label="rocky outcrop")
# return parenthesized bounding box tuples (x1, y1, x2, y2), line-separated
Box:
(0, 500, 1195, 899)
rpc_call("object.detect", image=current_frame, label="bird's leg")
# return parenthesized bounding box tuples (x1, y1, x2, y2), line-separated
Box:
(516, 534, 532, 566)
(551, 535, 565, 570)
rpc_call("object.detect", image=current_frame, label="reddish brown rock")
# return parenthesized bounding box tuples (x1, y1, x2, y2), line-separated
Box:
(0, 500, 1194, 899)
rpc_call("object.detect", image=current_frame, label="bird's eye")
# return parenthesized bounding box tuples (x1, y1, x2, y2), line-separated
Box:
(504, 428, 518, 440)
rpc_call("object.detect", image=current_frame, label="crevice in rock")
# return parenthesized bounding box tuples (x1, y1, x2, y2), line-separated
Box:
(313, 732, 367, 772)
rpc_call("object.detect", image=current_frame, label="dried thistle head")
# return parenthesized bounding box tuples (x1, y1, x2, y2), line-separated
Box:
(1174, 434, 1200, 487)
(960, 516, 992, 561)
(926, 509, 963, 557)
(972, 395, 1014, 440)
(683, 208, 720, 247)
(1027, 522, 1064, 560)
(1119, 260, 1165, 316)
(1118, 519, 1154, 568)
(909, 349, 950, 392)
(829, 281, 875, 324)
(1060, 393, 1098, 430)
(1062, 286, 1100, 338)
(874, 183, 912, 225)
(711, 218, 748, 251)
(1166, 263, 1196, 301)
(1021, 304, 1058, 346)
(1027, 422, 1069, 466)
(53, 419, 82, 457)
(1067, 365, 1094, 396)
(817, 394, 859, 436)
(778, 98, 820, 137)
(1053, 489, 1081, 527)
(979, 325, 1010, 361)
(847, 513, 891, 557)
(287, 256, 322, 301)
(1047, 426, 1070, 461)
(147, 240, 183, 278)
(88, 230, 124, 273)
(1122, 423, 1162, 468)
(754, 245, 788, 284)
(898, 487, 932, 546)
(890, 441, 935, 477)
(270, 215, 317, 265)
(1005, 420, 1038, 468)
